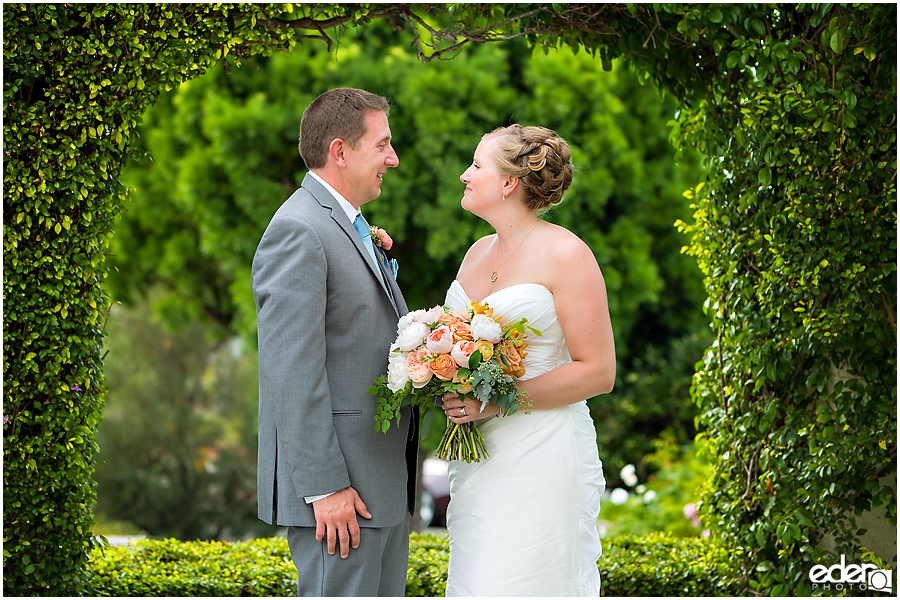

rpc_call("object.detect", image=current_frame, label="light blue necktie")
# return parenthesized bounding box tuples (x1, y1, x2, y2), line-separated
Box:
(352, 213, 380, 271)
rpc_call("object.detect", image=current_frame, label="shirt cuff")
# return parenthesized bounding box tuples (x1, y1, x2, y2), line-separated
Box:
(305, 492, 336, 504)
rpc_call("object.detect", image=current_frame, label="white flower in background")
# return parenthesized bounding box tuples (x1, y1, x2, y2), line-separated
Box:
(471, 314, 502, 343)
(609, 488, 629, 506)
(620, 463, 638, 487)
(642, 490, 657, 503)
(636, 484, 646, 494)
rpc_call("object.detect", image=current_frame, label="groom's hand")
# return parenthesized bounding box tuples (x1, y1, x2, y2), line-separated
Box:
(312, 486, 372, 558)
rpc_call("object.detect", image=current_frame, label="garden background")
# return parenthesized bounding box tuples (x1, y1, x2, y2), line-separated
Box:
(4, 4, 896, 596)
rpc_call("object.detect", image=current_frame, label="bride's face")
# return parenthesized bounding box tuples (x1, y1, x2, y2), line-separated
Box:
(460, 139, 504, 215)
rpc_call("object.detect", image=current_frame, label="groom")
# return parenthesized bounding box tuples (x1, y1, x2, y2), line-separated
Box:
(252, 88, 417, 596)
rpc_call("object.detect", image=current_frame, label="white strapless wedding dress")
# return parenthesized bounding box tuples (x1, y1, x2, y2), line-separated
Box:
(444, 280, 606, 597)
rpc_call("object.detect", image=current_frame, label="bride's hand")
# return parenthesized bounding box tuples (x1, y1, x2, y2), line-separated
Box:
(441, 391, 500, 423)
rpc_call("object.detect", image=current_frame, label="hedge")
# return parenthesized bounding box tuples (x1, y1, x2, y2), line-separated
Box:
(86, 532, 742, 597)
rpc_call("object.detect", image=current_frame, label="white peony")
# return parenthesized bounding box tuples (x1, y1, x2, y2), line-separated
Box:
(471, 314, 502, 344)
(396, 312, 419, 334)
(386, 352, 411, 393)
(396, 322, 430, 352)
(415, 305, 445, 325)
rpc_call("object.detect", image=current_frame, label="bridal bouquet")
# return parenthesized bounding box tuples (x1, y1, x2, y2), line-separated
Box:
(369, 301, 539, 463)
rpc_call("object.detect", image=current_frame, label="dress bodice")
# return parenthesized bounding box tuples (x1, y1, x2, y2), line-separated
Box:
(445, 280, 571, 381)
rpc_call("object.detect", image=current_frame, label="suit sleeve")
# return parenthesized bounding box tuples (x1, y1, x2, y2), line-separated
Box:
(252, 215, 351, 500)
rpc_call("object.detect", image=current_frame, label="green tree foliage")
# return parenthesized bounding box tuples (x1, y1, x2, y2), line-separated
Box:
(4, 3, 895, 595)
(94, 295, 279, 541)
(2, 3, 346, 593)
(109, 21, 706, 484)
(664, 5, 897, 594)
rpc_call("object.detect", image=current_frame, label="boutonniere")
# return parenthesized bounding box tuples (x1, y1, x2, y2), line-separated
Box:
(368, 225, 393, 250)
(369, 225, 399, 278)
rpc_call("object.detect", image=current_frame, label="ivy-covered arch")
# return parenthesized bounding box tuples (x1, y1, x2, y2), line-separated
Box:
(4, 3, 895, 595)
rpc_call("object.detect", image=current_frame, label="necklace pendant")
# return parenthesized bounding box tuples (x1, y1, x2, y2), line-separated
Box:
(490, 272, 498, 282)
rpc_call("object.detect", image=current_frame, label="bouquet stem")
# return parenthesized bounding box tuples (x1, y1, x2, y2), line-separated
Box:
(435, 421, 490, 463)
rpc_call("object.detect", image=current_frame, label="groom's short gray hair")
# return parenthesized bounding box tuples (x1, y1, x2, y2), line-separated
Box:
(299, 88, 391, 169)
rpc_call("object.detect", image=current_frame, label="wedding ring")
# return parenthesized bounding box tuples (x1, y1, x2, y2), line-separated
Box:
(460, 407, 466, 417)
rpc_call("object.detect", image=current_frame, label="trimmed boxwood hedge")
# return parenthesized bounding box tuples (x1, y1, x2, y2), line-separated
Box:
(87, 532, 743, 596)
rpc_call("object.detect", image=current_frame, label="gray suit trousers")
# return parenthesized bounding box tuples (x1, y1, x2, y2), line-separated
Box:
(287, 520, 410, 597)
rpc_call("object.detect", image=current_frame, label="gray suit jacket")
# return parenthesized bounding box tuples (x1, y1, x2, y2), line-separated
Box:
(252, 173, 416, 529)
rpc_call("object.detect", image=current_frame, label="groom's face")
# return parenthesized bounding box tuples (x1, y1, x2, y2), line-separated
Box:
(343, 110, 399, 207)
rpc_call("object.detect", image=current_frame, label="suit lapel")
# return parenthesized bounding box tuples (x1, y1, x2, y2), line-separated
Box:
(301, 174, 400, 315)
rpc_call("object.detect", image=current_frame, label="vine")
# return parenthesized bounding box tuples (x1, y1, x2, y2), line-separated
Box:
(3, 3, 895, 595)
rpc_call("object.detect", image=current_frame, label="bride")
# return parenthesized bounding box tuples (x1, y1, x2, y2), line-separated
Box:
(440, 125, 615, 596)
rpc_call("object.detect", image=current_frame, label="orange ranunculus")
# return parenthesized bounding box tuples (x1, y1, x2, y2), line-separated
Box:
(438, 312, 461, 326)
(475, 340, 494, 361)
(438, 309, 468, 326)
(450, 322, 474, 342)
(431, 353, 459, 382)
(407, 349, 434, 388)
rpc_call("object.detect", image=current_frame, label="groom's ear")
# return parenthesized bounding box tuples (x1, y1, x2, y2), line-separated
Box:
(328, 138, 346, 167)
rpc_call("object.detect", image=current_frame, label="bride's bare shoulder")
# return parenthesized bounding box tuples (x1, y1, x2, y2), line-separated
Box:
(540, 224, 602, 283)
(457, 234, 495, 277)
(543, 223, 591, 257)
(462, 234, 495, 262)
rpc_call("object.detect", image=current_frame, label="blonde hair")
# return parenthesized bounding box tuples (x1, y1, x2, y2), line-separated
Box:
(483, 124, 574, 211)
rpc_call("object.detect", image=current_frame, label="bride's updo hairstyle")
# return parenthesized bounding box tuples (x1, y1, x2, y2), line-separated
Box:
(483, 124, 574, 212)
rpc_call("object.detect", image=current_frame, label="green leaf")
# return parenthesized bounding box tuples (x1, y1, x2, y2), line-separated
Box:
(829, 29, 845, 54)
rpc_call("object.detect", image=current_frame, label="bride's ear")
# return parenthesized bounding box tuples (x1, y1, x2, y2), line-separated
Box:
(502, 176, 519, 198)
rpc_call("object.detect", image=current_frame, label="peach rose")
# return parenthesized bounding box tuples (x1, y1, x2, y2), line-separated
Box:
(407, 349, 433, 388)
(450, 321, 474, 342)
(451, 340, 478, 368)
(425, 325, 454, 355)
(451, 308, 471, 321)
(431, 353, 459, 382)
(498, 343, 525, 378)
